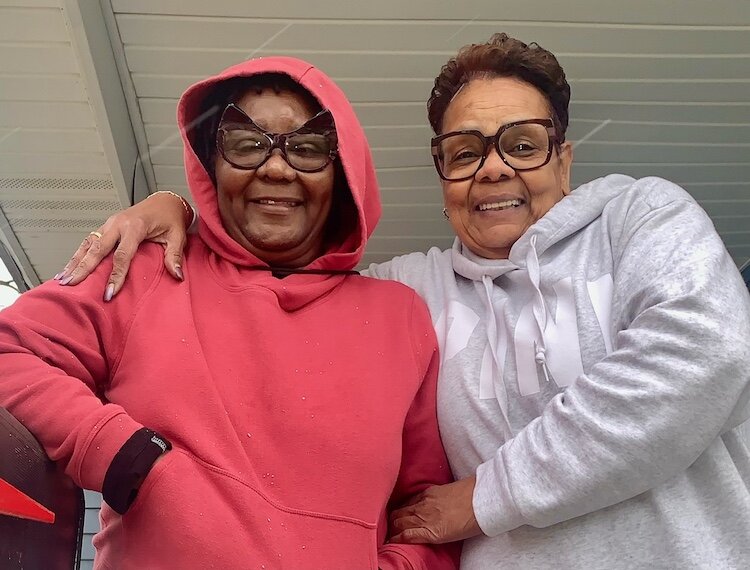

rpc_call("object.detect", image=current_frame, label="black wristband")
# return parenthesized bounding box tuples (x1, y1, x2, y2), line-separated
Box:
(102, 428, 172, 515)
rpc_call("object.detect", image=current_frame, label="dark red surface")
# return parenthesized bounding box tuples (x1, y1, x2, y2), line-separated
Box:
(0, 406, 84, 569)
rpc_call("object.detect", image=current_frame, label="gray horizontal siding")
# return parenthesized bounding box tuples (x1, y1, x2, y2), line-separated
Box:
(82, 490, 102, 566)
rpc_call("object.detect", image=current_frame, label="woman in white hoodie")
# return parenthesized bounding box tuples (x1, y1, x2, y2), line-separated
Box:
(56, 34, 750, 569)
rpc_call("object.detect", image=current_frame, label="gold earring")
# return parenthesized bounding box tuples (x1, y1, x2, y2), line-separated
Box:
(442, 208, 449, 220)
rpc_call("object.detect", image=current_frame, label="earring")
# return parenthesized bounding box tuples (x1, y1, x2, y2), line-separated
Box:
(442, 208, 450, 220)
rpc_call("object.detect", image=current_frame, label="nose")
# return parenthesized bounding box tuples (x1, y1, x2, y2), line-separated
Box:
(256, 149, 296, 182)
(475, 147, 515, 182)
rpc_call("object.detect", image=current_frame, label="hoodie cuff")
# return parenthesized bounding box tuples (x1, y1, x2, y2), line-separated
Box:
(102, 427, 172, 514)
(75, 410, 143, 492)
(473, 454, 525, 537)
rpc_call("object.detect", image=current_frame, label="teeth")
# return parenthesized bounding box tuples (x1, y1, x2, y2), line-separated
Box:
(258, 199, 298, 206)
(478, 199, 522, 211)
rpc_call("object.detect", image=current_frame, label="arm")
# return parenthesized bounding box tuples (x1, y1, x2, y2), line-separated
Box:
(392, 185, 750, 541)
(377, 294, 461, 569)
(0, 252, 164, 503)
(57, 191, 193, 298)
(472, 193, 750, 535)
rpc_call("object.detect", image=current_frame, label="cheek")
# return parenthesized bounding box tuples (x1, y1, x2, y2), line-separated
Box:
(523, 174, 564, 209)
(307, 171, 335, 210)
(215, 166, 235, 196)
(442, 181, 468, 208)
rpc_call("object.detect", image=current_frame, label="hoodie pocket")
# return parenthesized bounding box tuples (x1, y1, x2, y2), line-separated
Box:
(112, 449, 378, 570)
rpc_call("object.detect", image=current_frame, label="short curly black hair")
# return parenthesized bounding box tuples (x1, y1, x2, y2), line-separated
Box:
(427, 33, 571, 141)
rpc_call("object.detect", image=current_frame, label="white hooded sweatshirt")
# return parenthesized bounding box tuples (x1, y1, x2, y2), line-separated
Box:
(368, 175, 750, 569)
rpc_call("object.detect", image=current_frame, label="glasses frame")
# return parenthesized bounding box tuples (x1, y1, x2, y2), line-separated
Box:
(216, 103, 339, 173)
(430, 118, 558, 181)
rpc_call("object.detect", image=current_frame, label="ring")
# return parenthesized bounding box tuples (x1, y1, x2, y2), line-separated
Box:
(89, 231, 103, 239)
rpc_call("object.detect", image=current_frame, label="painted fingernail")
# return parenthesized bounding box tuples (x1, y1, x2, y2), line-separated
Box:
(175, 265, 184, 281)
(53, 272, 65, 280)
(104, 283, 115, 302)
(59, 276, 73, 286)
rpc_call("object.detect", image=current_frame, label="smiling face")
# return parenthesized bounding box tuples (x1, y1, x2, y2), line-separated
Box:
(440, 77, 573, 259)
(213, 88, 335, 268)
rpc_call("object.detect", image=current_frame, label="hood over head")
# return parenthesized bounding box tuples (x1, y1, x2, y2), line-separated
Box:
(177, 56, 381, 273)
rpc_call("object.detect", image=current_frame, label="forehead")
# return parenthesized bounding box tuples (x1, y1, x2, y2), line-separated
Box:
(233, 88, 319, 133)
(442, 77, 551, 132)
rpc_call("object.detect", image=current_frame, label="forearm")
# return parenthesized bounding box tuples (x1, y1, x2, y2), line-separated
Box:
(0, 352, 169, 513)
(0, 350, 143, 491)
(378, 543, 461, 570)
(0, 264, 155, 490)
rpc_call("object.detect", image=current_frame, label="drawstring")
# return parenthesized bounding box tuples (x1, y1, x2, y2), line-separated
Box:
(527, 236, 553, 384)
(479, 274, 511, 427)
(534, 342, 551, 383)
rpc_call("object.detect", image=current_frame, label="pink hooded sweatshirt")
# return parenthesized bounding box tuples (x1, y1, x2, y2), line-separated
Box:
(0, 57, 459, 569)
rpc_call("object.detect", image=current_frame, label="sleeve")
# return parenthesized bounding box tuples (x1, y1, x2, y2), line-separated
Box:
(0, 254, 162, 493)
(377, 293, 461, 570)
(473, 190, 750, 536)
(362, 259, 394, 280)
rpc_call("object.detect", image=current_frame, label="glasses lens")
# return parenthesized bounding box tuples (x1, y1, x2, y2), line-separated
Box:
(436, 133, 485, 180)
(220, 129, 270, 168)
(499, 123, 551, 170)
(285, 133, 333, 172)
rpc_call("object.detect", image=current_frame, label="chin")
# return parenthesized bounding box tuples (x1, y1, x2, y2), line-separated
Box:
(472, 230, 521, 250)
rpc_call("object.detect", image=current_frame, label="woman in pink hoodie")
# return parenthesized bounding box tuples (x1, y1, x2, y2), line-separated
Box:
(0, 57, 460, 570)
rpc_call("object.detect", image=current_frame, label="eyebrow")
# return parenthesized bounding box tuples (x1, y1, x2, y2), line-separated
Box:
(448, 116, 543, 133)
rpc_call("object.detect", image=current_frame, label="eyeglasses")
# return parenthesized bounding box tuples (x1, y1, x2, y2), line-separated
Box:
(431, 118, 558, 181)
(216, 104, 338, 173)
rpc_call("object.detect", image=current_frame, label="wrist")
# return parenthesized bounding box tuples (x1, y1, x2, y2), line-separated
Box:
(150, 190, 194, 229)
(102, 427, 172, 514)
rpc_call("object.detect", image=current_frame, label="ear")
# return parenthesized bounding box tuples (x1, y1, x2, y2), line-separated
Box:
(557, 141, 574, 196)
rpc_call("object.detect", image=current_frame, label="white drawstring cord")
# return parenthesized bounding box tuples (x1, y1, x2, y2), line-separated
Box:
(527, 235, 553, 383)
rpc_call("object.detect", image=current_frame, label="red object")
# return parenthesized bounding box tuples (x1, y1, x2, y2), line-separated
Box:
(0, 477, 55, 524)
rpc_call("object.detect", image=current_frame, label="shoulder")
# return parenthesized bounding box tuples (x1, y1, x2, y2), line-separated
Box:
(348, 271, 419, 300)
(363, 246, 453, 288)
(347, 272, 433, 325)
(106, 242, 166, 287)
(3, 243, 167, 335)
(590, 176, 709, 244)
(606, 176, 697, 213)
(75, 241, 168, 309)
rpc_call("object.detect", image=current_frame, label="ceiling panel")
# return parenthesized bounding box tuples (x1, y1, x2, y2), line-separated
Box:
(0, 6, 68, 41)
(111, 0, 750, 26)
(0, 2, 121, 282)
(0, 128, 103, 154)
(569, 102, 750, 124)
(0, 101, 98, 129)
(0, 44, 80, 74)
(0, 74, 88, 101)
(117, 17, 750, 58)
(0, 153, 110, 176)
(4, 0, 748, 280)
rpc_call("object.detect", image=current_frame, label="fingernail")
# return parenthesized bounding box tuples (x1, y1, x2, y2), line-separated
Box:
(175, 265, 184, 281)
(59, 276, 73, 286)
(104, 283, 115, 302)
(53, 272, 65, 280)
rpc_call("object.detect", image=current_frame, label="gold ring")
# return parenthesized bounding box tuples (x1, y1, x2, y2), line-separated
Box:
(89, 231, 103, 239)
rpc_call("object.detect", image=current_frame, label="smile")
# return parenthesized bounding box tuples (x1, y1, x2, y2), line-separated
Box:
(477, 199, 523, 212)
(252, 199, 302, 208)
